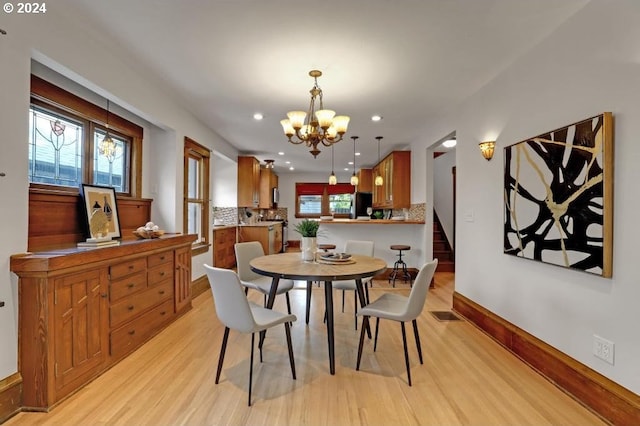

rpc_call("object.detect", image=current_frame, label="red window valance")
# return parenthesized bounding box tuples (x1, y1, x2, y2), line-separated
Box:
(296, 182, 355, 196)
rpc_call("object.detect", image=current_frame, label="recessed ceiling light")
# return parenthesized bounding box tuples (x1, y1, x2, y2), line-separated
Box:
(289, 166, 295, 170)
(355, 152, 361, 156)
(371, 115, 382, 122)
(285, 161, 291, 164)
(348, 161, 354, 165)
(278, 151, 285, 155)
(344, 167, 349, 171)
(443, 138, 457, 148)
(253, 113, 264, 120)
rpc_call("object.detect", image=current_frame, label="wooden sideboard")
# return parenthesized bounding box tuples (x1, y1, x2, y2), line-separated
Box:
(10, 234, 196, 411)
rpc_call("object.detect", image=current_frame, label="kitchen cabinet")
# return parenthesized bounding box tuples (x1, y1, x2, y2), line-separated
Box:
(259, 168, 279, 209)
(372, 151, 411, 209)
(237, 156, 260, 207)
(213, 226, 237, 269)
(239, 222, 283, 255)
(356, 168, 373, 193)
(10, 234, 196, 410)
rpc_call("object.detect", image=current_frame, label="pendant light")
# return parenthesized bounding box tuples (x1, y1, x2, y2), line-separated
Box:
(328, 144, 337, 185)
(375, 136, 384, 186)
(98, 99, 117, 162)
(350, 136, 359, 186)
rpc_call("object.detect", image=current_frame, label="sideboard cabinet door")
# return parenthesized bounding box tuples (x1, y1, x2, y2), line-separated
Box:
(53, 269, 109, 400)
(174, 245, 192, 314)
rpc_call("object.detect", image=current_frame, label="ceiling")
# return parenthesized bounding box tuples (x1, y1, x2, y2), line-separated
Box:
(58, 0, 588, 175)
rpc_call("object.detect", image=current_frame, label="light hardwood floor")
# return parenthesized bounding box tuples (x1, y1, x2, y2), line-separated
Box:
(6, 273, 606, 425)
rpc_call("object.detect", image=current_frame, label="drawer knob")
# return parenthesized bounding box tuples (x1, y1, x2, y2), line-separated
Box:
(128, 330, 135, 335)
(127, 283, 135, 288)
(160, 256, 165, 260)
(159, 272, 165, 276)
(128, 265, 134, 270)
(128, 305, 134, 311)
(160, 311, 166, 316)
(159, 290, 165, 295)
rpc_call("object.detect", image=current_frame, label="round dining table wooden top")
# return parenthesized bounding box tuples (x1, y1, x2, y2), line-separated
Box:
(250, 252, 387, 282)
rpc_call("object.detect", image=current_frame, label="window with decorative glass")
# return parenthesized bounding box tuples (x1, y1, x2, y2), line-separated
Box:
(29, 76, 142, 196)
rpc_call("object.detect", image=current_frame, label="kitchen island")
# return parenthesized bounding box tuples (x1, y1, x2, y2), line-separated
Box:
(317, 219, 427, 272)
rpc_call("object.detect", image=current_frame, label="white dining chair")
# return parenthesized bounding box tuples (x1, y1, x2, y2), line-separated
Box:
(235, 241, 295, 315)
(330, 240, 375, 329)
(204, 264, 297, 406)
(355, 259, 438, 386)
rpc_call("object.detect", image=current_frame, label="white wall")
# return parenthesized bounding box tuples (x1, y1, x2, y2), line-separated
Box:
(212, 153, 238, 208)
(411, 0, 640, 394)
(0, 8, 238, 379)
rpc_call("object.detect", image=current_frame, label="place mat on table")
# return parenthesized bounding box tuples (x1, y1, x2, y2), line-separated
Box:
(316, 259, 357, 265)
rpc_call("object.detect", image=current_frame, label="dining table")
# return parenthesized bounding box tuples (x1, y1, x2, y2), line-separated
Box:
(250, 252, 387, 375)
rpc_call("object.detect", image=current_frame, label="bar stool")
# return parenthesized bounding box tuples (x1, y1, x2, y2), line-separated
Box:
(389, 244, 411, 287)
(318, 243, 336, 252)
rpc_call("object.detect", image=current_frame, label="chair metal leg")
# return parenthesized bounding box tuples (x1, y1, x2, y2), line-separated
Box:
(354, 291, 358, 330)
(215, 327, 230, 384)
(373, 317, 380, 352)
(285, 322, 296, 379)
(249, 332, 255, 406)
(412, 319, 423, 364)
(305, 281, 313, 325)
(401, 322, 412, 386)
(356, 316, 369, 370)
(341, 289, 345, 312)
(285, 292, 292, 315)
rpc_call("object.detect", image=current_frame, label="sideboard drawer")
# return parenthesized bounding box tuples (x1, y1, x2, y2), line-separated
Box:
(110, 299, 174, 359)
(148, 250, 173, 268)
(110, 270, 146, 302)
(110, 280, 173, 327)
(147, 262, 174, 286)
(110, 258, 147, 280)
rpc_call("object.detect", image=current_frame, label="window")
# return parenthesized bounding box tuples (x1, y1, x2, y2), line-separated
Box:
(29, 75, 143, 196)
(295, 182, 355, 218)
(183, 137, 210, 255)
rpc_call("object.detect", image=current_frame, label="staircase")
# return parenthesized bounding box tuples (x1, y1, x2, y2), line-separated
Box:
(433, 213, 455, 272)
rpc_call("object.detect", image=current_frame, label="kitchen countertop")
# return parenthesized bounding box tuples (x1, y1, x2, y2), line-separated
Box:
(212, 224, 238, 230)
(238, 221, 284, 227)
(319, 219, 425, 224)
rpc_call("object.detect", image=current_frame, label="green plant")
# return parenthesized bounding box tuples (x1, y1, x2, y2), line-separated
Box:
(294, 219, 320, 237)
(374, 211, 384, 219)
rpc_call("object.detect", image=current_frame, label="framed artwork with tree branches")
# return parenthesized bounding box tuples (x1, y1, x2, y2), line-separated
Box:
(503, 112, 613, 277)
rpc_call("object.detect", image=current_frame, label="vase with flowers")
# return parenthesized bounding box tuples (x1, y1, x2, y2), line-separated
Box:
(294, 219, 320, 261)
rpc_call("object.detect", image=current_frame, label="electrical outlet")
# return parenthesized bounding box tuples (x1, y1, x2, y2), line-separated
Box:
(593, 335, 615, 365)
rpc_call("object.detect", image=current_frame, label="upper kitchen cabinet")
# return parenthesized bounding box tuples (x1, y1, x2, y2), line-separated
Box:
(356, 168, 373, 193)
(372, 151, 411, 209)
(237, 156, 260, 207)
(259, 167, 279, 209)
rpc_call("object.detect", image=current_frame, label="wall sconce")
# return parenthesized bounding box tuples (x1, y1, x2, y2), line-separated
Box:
(478, 141, 496, 161)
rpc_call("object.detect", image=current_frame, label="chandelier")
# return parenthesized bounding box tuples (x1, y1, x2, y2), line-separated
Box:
(280, 70, 350, 158)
